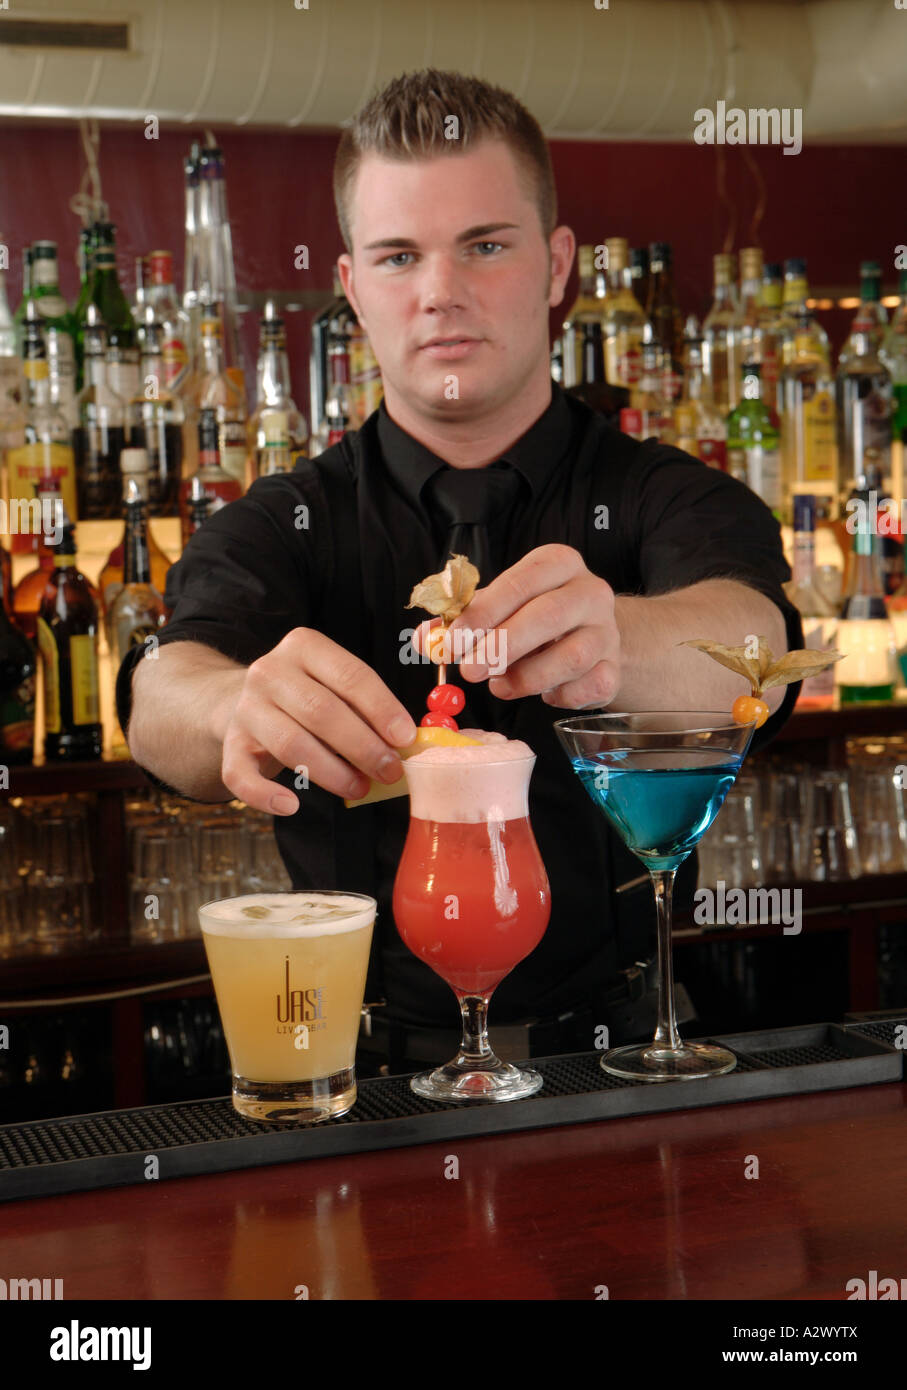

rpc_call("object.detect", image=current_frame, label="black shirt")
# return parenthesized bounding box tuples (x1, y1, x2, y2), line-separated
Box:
(116, 385, 803, 1030)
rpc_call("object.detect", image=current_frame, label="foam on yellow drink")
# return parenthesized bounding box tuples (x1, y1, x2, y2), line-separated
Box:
(199, 891, 375, 1123)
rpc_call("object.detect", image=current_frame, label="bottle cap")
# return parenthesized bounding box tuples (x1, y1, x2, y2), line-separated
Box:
(793, 493, 817, 531)
(739, 247, 763, 280)
(713, 253, 735, 284)
(648, 242, 671, 266)
(784, 257, 807, 277)
(120, 447, 150, 474)
(605, 237, 629, 271)
(577, 245, 595, 278)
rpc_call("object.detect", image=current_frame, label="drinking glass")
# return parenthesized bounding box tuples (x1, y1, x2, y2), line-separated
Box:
(393, 748, 551, 1103)
(555, 712, 755, 1081)
(801, 771, 861, 881)
(697, 773, 763, 887)
(851, 767, 907, 875)
(130, 825, 195, 943)
(200, 891, 376, 1123)
(761, 769, 807, 883)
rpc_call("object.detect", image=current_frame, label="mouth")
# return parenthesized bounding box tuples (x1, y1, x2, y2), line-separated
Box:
(419, 337, 483, 358)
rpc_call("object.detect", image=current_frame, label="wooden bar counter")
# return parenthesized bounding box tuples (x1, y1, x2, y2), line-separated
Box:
(1, 1078, 904, 1301)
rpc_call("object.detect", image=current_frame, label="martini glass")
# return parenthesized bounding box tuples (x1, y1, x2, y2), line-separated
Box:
(554, 712, 756, 1081)
(392, 748, 551, 1103)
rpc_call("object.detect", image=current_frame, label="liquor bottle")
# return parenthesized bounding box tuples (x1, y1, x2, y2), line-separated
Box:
(601, 237, 646, 388)
(836, 288, 892, 501)
(193, 142, 246, 397)
(621, 329, 673, 442)
(646, 242, 682, 397)
(779, 306, 839, 524)
(144, 250, 190, 391)
(0, 260, 25, 537)
(702, 253, 741, 415)
(0, 569, 37, 764)
(128, 314, 183, 516)
(0, 258, 16, 357)
(567, 319, 629, 429)
(785, 493, 837, 708)
(108, 479, 167, 664)
(629, 247, 650, 322)
(183, 309, 247, 487)
(29, 242, 78, 429)
(778, 259, 830, 370)
(758, 262, 785, 415)
(675, 315, 727, 470)
(132, 254, 148, 332)
(186, 474, 212, 536)
(182, 143, 201, 328)
(80, 222, 139, 402)
(881, 268, 907, 511)
(348, 317, 383, 428)
(251, 409, 293, 479)
(99, 447, 173, 630)
(737, 247, 764, 375)
(13, 246, 33, 353)
(308, 267, 350, 451)
(247, 301, 307, 481)
(560, 244, 606, 389)
(839, 262, 888, 366)
(725, 362, 781, 514)
(72, 224, 97, 389)
(6, 304, 77, 555)
(12, 472, 62, 639)
(72, 305, 127, 520)
(319, 333, 355, 450)
(178, 408, 242, 544)
(835, 496, 897, 705)
(36, 519, 103, 760)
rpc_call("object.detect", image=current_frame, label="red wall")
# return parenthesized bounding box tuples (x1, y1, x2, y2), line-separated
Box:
(0, 121, 901, 416)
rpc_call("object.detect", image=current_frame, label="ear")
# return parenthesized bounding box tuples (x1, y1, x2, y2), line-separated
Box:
(548, 226, 576, 309)
(337, 254, 364, 324)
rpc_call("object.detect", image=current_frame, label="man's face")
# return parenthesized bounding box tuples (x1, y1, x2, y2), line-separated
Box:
(338, 139, 572, 424)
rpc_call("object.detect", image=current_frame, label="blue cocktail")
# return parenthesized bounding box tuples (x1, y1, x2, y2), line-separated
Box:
(555, 713, 756, 1081)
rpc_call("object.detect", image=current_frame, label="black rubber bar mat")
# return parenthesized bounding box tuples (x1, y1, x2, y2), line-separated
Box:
(0, 1020, 902, 1202)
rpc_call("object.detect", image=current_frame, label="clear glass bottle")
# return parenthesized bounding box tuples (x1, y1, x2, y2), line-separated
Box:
(129, 314, 184, 517)
(758, 261, 785, 417)
(602, 237, 646, 389)
(839, 261, 888, 366)
(193, 142, 246, 398)
(702, 252, 741, 415)
(622, 329, 673, 443)
(182, 308, 247, 487)
(786, 492, 837, 708)
(99, 446, 172, 634)
(318, 334, 354, 451)
(778, 259, 830, 371)
(72, 305, 127, 521)
(835, 495, 897, 705)
(737, 247, 764, 376)
(559, 245, 606, 389)
(144, 249, 190, 392)
(247, 300, 307, 482)
(29, 241, 78, 429)
(780, 307, 839, 524)
(881, 268, 907, 513)
(725, 361, 781, 514)
(6, 304, 77, 555)
(836, 284, 893, 501)
(676, 315, 727, 470)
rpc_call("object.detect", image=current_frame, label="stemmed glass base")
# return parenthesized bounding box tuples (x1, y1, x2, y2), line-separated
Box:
(411, 1053, 543, 1104)
(601, 1041, 736, 1082)
(409, 992, 543, 1103)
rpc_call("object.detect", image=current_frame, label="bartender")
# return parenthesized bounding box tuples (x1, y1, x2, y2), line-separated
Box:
(118, 67, 803, 1069)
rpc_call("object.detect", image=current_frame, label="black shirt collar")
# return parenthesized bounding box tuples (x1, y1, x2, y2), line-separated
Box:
(377, 385, 573, 506)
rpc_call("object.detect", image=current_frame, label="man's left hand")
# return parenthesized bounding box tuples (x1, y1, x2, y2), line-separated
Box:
(413, 544, 620, 709)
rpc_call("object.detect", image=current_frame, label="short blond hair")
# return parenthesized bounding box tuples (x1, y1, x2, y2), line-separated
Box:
(333, 67, 558, 251)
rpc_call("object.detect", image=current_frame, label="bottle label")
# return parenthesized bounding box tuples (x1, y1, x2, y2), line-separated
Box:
(0, 676, 36, 753)
(803, 388, 837, 482)
(36, 614, 61, 734)
(5, 442, 77, 539)
(746, 445, 782, 509)
(69, 633, 100, 725)
(697, 437, 727, 470)
(161, 336, 188, 387)
(853, 388, 892, 465)
(107, 359, 141, 402)
(219, 420, 247, 486)
(619, 408, 643, 439)
(799, 617, 837, 700)
(616, 346, 642, 387)
(46, 324, 78, 424)
(834, 618, 896, 689)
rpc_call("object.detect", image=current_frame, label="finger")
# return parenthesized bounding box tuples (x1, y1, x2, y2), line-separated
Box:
(222, 710, 371, 810)
(538, 660, 621, 710)
(489, 628, 618, 701)
(447, 545, 585, 648)
(280, 629, 417, 748)
(245, 667, 409, 787)
(459, 581, 604, 682)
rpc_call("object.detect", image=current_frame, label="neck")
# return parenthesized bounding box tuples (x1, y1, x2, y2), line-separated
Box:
(381, 360, 553, 469)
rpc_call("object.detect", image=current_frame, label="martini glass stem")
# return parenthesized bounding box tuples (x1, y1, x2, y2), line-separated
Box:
(650, 868, 682, 1052)
(457, 993, 495, 1061)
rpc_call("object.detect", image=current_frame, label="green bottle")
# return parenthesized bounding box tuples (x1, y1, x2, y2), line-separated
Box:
(836, 496, 897, 705)
(13, 246, 34, 354)
(29, 241, 78, 429)
(73, 224, 98, 389)
(725, 361, 781, 517)
(881, 268, 907, 450)
(77, 221, 138, 402)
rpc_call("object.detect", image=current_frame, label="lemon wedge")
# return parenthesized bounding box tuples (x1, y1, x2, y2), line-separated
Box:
(343, 727, 482, 807)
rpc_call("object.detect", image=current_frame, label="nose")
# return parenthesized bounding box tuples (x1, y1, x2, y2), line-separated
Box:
(420, 252, 468, 314)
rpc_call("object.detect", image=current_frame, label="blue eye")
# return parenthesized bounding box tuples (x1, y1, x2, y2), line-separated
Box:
(474, 242, 503, 255)
(383, 252, 413, 268)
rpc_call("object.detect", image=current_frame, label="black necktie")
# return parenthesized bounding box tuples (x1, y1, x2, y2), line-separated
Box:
(423, 463, 524, 583)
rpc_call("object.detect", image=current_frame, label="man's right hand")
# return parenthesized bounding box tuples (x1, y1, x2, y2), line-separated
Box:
(220, 628, 417, 815)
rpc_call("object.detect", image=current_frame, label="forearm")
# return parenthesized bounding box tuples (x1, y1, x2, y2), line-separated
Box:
(127, 642, 248, 801)
(613, 579, 789, 713)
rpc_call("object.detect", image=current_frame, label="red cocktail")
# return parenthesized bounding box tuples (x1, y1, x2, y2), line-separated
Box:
(393, 732, 551, 1103)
